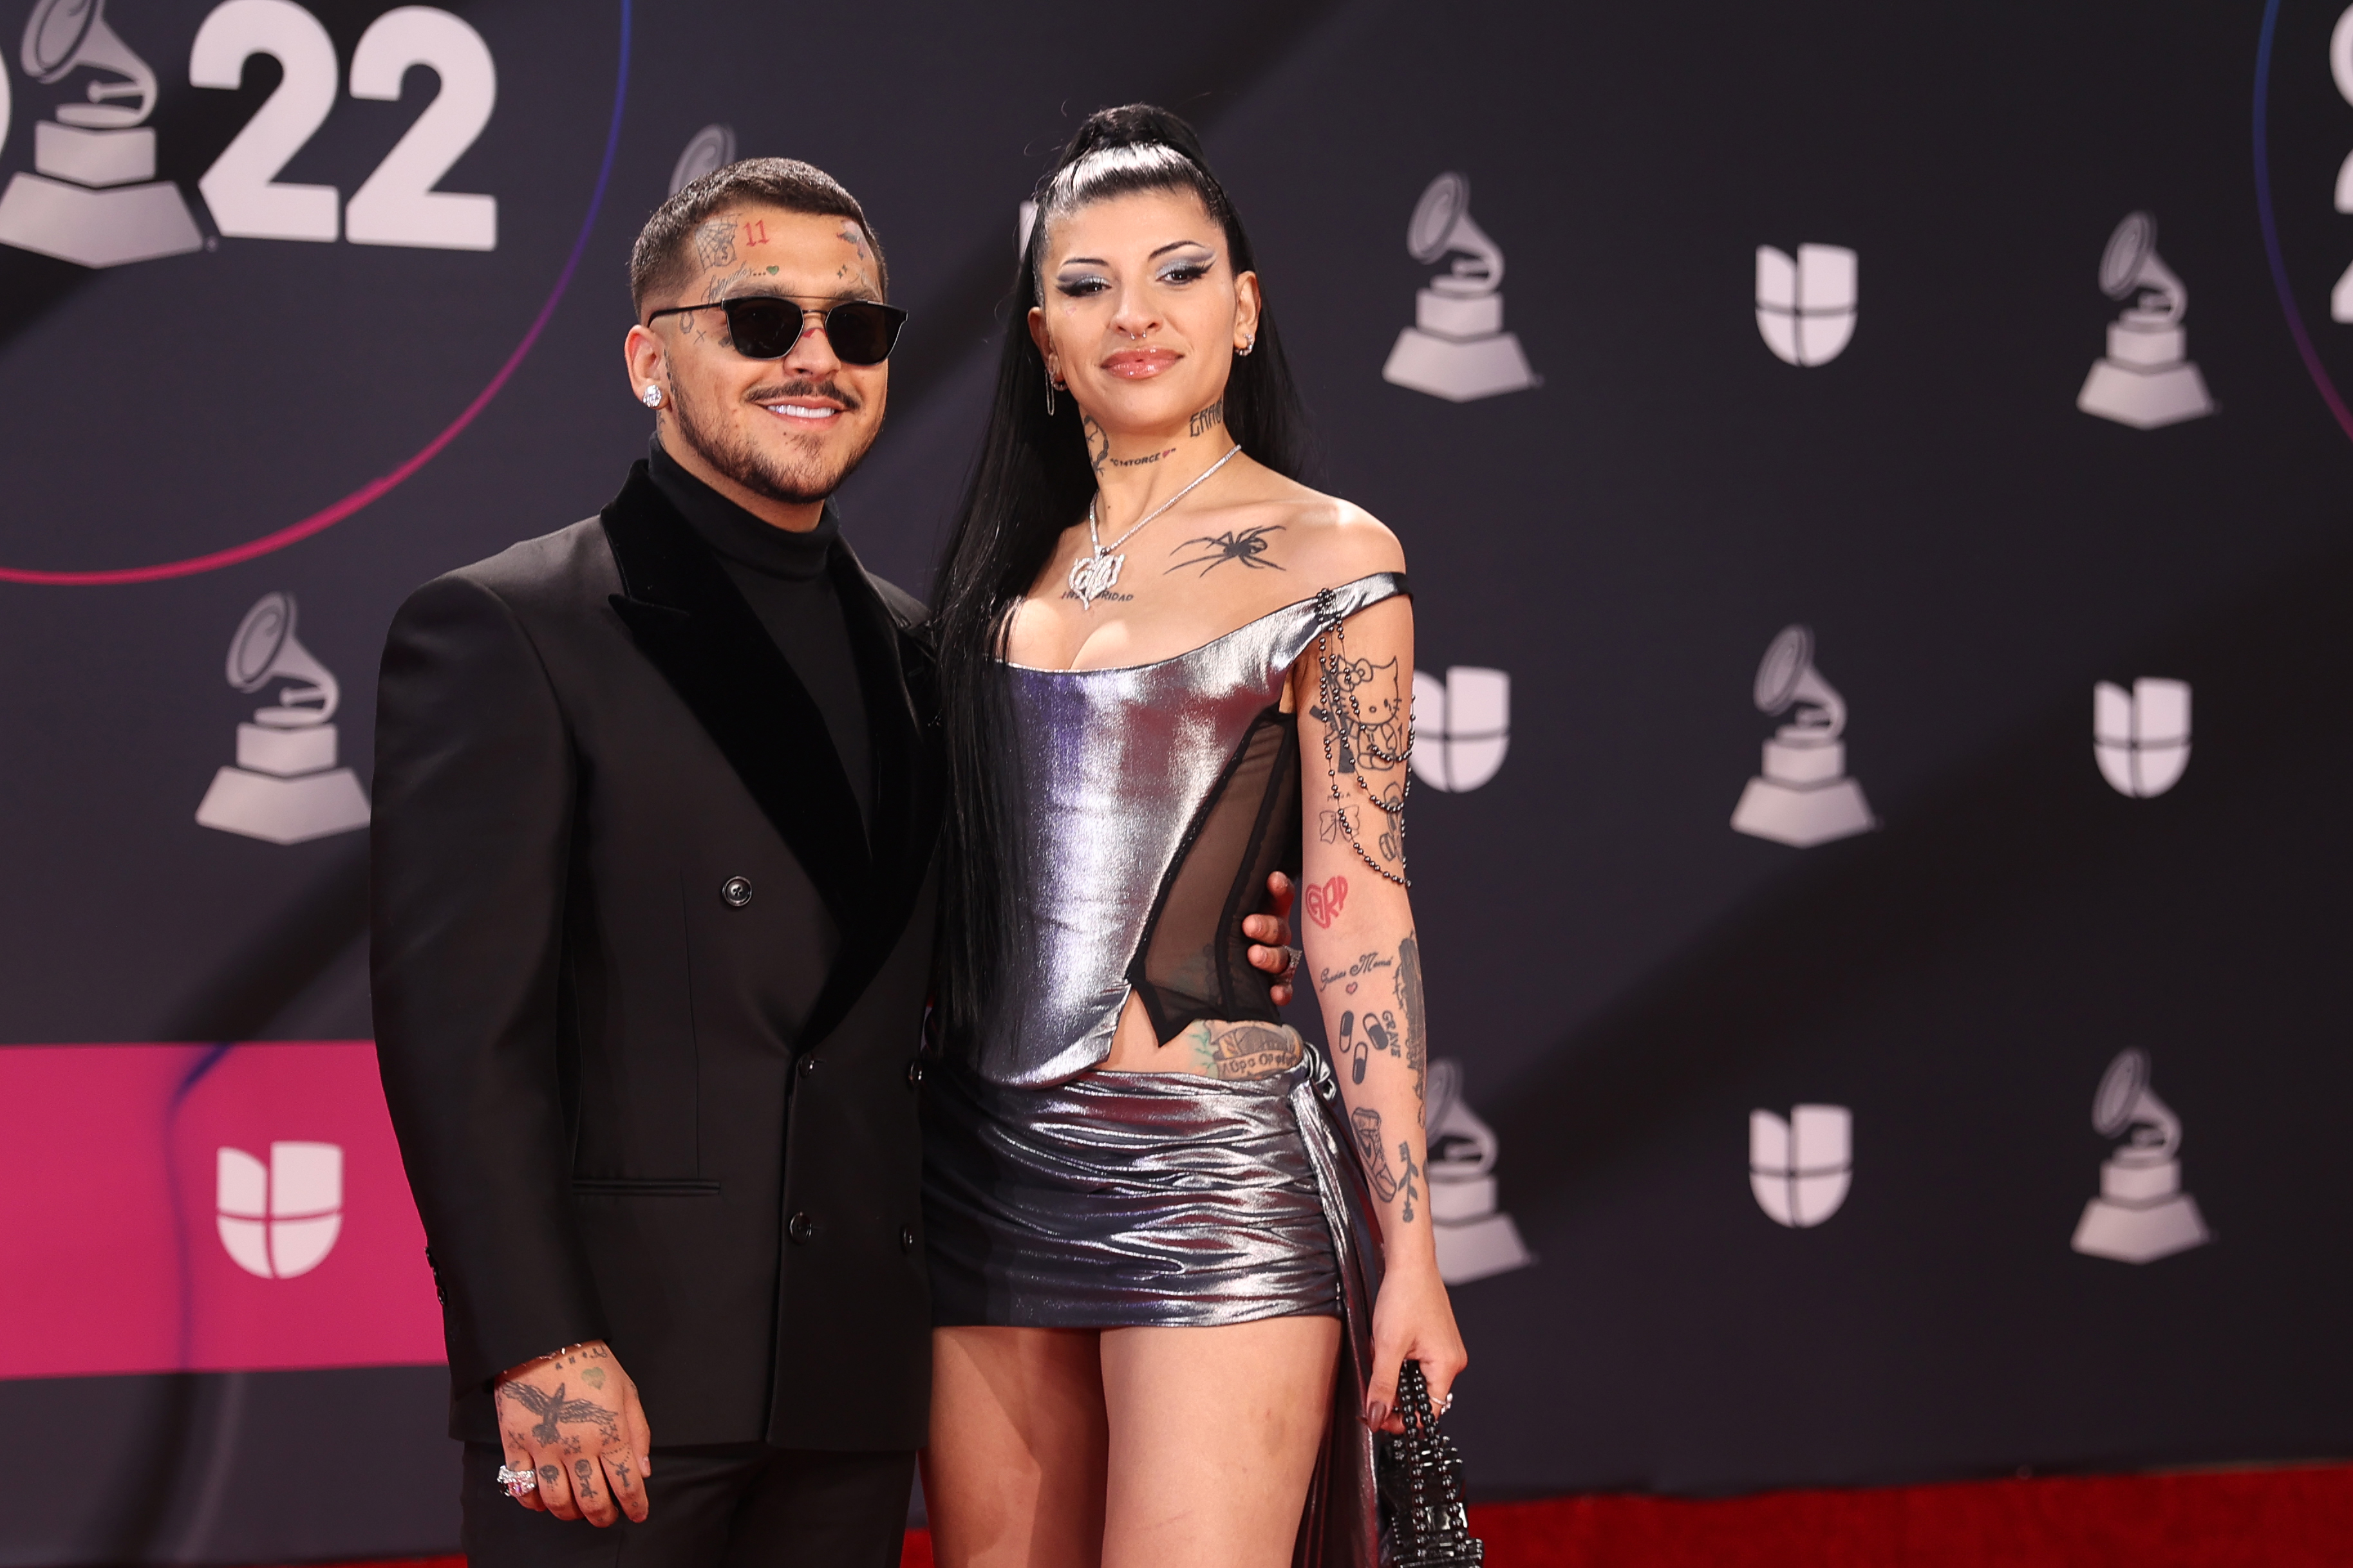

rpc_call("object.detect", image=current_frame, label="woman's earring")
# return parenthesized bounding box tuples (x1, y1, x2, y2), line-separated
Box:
(641, 385, 664, 409)
(1237, 335, 1256, 358)
(1044, 364, 1058, 416)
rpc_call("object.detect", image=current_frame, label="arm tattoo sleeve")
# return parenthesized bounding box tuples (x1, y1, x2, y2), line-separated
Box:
(1396, 931, 1427, 1123)
(1351, 1106, 1401, 1202)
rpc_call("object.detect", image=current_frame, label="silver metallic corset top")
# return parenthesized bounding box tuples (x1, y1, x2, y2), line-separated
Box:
(970, 571, 1410, 1088)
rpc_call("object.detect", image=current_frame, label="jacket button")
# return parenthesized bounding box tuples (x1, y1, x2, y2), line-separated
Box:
(900, 1226, 917, 1253)
(788, 1211, 817, 1243)
(721, 876, 753, 908)
(906, 1059, 925, 1088)
(800, 1054, 821, 1078)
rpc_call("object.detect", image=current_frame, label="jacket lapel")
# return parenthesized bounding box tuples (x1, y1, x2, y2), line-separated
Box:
(599, 463, 871, 930)
(786, 544, 943, 1052)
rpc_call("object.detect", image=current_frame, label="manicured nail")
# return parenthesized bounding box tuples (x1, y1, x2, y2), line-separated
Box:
(1365, 1401, 1389, 1426)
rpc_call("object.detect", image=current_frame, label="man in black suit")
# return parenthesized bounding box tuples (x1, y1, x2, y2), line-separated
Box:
(371, 160, 1298, 1567)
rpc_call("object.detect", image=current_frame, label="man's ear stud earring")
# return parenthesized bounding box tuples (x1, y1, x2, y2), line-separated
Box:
(641, 385, 664, 409)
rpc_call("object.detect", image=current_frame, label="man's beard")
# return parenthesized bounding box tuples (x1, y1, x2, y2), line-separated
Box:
(668, 376, 883, 505)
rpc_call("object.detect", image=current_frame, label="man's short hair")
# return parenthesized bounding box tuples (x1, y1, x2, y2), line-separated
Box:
(628, 156, 889, 313)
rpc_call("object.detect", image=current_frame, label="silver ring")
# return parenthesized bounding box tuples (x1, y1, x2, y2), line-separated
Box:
(1281, 945, 1302, 973)
(497, 1463, 538, 1497)
(1437, 1392, 1454, 1416)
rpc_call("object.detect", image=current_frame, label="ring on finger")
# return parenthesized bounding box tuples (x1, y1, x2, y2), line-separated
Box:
(497, 1462, 538, 1497)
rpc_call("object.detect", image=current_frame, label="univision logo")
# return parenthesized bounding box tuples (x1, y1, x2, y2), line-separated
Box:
(1411, 666, 1509, 792)
(2094, 678, 2190, 798)
(216, 1141, 342, 1278)
(1749, 1105, 1851, 1227)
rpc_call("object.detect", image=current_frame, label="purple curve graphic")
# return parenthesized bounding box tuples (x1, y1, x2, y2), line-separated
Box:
(2255, 0, 2353, 447)
(0, 1, 634, 587)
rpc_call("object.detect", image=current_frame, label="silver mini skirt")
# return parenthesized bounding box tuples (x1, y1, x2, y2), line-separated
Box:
(923, 1056, 1342, 1328)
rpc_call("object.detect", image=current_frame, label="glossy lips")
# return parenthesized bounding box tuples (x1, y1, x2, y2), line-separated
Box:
(1102, 348, 1179, 379)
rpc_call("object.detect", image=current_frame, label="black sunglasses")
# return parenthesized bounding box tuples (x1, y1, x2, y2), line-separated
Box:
(645, 296, 908, 365)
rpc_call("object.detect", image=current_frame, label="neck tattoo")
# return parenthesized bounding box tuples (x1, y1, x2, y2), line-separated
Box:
(1067, 443, 1244, 610)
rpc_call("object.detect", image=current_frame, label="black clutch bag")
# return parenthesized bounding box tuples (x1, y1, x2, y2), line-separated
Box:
(1374, 1360, 1484, 1567)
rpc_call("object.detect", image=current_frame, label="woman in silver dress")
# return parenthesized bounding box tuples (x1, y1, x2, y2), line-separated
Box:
(922, 106, 1466, 1568)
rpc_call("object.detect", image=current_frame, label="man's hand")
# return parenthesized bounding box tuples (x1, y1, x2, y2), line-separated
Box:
(1244, 870, 1300, 1006)
(494, 1340, 653, 1526)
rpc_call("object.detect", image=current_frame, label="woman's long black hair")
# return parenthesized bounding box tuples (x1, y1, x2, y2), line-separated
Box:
(931, 104, 1313, 1039)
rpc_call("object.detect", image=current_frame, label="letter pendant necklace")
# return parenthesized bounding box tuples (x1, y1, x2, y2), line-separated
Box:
(1067, 442, 1243, 610)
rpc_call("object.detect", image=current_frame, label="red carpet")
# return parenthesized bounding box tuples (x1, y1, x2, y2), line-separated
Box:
(306, 1463, 2353, 1568)
(1459, 1464, 2352, 1566)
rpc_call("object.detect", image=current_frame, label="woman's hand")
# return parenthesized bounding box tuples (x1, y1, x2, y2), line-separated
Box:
(1364, 1256, 1466, 1435)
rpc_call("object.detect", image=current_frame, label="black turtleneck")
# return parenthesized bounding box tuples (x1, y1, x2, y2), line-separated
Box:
(648, 439, 870, 832)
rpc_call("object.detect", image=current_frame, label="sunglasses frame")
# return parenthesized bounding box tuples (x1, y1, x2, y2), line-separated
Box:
(644, 295, 908, 364)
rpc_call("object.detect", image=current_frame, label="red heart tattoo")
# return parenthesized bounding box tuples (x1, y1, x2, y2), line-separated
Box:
(1304, 875, 1348, 929)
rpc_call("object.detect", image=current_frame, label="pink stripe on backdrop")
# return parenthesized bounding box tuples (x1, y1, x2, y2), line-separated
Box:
(0, 1041, 444, 1379)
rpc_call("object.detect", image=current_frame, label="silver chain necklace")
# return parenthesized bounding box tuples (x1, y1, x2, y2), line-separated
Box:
(1066, 442, 1244, 609)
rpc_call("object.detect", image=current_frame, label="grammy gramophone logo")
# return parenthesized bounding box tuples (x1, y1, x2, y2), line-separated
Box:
(2071, 1049, 2211, 1264)
(1381, 173, 1538, 403)
(0, 0, 204, 268)
(2077, 212, 2214, 429)
(1730, 625, 1875, 848)
(194, 592, 371, 845)
(669, 124, 737, 198)
(1424, 1059, 1533, 1283)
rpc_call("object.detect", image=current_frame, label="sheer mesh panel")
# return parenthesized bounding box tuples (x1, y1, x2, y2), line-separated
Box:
(1130, 709, 1302, 1040)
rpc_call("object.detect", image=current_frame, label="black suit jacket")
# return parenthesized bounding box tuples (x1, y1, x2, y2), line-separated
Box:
(371, 463, 941, 1450)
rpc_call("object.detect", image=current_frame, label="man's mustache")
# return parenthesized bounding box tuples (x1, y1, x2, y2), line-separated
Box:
(745, 379, 862, 412)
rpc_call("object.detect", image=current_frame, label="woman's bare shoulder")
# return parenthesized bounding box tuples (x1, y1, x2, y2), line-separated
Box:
(1251, 475, 1407, 583)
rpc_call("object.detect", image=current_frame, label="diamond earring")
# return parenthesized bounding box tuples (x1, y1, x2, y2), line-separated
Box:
(641, 385, 664, 408)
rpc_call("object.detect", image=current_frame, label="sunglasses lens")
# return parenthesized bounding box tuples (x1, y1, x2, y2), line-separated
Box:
(722, 297, 801, 358)
(825, 303, 904, 365)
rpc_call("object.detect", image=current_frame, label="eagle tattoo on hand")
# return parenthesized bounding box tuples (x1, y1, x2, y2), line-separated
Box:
(501, 1381, 617, 1446)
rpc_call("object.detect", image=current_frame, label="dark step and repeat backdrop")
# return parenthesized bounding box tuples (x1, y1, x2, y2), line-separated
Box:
(3, 0, 2349, 1560)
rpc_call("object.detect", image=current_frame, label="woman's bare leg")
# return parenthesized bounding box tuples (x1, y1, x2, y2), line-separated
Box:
(1099, 1315, 1342, 1568)
(926, 1325, 1109, 1568)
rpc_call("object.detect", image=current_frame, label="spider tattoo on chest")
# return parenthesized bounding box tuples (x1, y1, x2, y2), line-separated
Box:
(1165, 523, 1286, 575)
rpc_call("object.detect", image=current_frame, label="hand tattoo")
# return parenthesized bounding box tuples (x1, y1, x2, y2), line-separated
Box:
(539, 1464, 561, 1486)
(500, 1381, 617, 1447)
(1167, 525, 1285, 575)
(574, 1459, 597, 1500)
